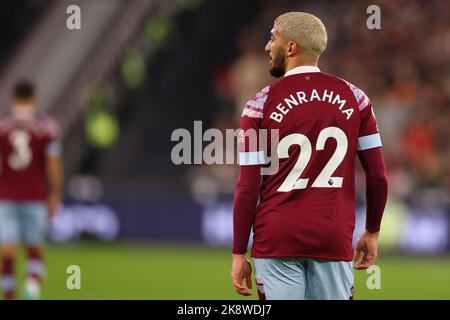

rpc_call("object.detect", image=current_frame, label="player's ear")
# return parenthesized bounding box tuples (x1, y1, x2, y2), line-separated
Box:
(287, 41, 297, 57)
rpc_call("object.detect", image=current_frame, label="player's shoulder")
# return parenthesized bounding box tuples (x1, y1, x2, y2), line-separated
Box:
(35, 112, 57, 122)
(323, 73, 371, 111)
(242, 84, 273, 119)
(0, 111, 13, 121)
(263, 77, 287, 96)
(35, 112, 60, 136)
(0, 112, 14, 133)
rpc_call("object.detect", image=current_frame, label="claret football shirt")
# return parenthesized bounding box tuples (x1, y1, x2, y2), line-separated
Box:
(236, 66, 382, 261)
(0, 111, 60, 201)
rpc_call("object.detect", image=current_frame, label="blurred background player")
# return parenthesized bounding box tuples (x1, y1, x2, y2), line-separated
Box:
(0, 81, 62, 300)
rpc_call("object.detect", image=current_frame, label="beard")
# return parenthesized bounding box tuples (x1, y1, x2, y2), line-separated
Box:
(269, 49, 286, 78)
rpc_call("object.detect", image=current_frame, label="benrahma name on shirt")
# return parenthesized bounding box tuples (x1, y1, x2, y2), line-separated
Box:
(269, 89, 354, 123)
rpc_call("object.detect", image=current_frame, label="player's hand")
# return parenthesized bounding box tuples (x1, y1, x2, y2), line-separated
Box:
(353, 230, 379, 270)
(231, 253, 253, 296)
(47, 193, 61, 219)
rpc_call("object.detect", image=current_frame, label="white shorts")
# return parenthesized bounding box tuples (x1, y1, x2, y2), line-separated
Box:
(0, 201, 48, 246)
(254, 258, 354, 300)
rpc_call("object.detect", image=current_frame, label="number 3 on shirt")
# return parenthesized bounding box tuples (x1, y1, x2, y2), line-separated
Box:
(277, 126, 348, 192)
(8, 130, 33, 171)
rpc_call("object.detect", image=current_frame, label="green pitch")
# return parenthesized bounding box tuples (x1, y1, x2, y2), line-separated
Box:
(10, 242, 450, 299)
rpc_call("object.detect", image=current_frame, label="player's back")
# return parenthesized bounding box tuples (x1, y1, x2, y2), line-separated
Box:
(0, 112, 59, 201)
(242, 67, 381, 260)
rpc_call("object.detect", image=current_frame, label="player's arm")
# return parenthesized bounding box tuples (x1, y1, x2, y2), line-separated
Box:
(353, 147, 388, 270)
(45, 125, 63, 218)
(46, 154, 63, 218)
(353, 100, 388, 269)
(233, 165, 262, 256)
(232, 164, 261, 296)
(231, 87, 268, 296)
(358, 147, 388, 234)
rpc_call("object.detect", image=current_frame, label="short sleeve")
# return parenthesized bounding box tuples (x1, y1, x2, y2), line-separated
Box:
(45, 118, 62, 156)
(238, 86, 269, 166)
(358, 103, 382, 151)
(345, 81, 382, 151)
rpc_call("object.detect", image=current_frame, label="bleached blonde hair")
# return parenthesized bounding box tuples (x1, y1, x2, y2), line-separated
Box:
(274, 12, 328, 60)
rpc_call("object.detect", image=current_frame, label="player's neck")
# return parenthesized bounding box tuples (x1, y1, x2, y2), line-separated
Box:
(12, 104, 35, 120)
(285, 58, 319, 75)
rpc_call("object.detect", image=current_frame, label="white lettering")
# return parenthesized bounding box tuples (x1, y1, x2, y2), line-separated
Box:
(332, 94, 346, 110)
(276, 103, 289, 115)
(342, 108, 354, 120)
(270, 112, 283, 123)
(284, 95, 299, 109)
(296, 91, 307, 103)
(310, 89, 321, 101)
(322, 89, 333, 103)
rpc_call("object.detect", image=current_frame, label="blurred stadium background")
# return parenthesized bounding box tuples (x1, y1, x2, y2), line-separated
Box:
(0, 0, 449, 299)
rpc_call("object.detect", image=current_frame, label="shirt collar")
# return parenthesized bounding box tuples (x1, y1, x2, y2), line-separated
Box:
(284, 65, 321, 77)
